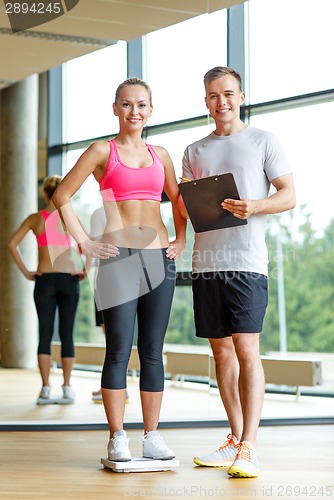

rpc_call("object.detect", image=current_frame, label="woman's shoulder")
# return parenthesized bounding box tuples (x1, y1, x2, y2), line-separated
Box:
(88, 140, 111, 156)
(84, 140, 112, 173)
(21, 211, 43, 232)
(29, 211, 42, 223)
(149, 143, 165, 153)
(149, 144, 170, 162)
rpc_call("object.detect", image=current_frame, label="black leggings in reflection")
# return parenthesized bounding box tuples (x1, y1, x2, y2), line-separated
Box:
(34, 273, 79, 357)
(99, 248, 175, 392)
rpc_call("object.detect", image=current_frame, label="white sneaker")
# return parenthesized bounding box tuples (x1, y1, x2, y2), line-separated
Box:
(38, 386, 51, 399)
(108, 430, 132, 462)
(62, 385, 75, 400)
(228, 441, 260, 478)
(193, 434, 239, 467)
(92, 390, 130, 404)
(142, 431, 175, 460)
(92, 392, 103, 403)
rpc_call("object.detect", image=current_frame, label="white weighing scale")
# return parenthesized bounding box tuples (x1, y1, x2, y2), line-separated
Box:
(101, 456, 179, 473)
(37, 397, 74, 405)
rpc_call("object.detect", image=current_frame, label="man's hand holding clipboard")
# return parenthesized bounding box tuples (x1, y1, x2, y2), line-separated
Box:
(178, 173, 247, 233)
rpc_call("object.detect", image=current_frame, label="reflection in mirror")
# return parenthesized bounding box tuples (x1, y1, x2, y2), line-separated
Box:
(3, 0, 334, 430)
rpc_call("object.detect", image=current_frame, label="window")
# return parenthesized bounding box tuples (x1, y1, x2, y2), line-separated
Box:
(148, 123, 213, 182)
(148, 124, 214, 272)
(64, 149, 104, 344)
(146, 9, 227, 125)
(64, 42, 127, 143)
(248, 0, 334, 103)
(64, 149, 102, 225)
(250, 101, 334, 234)
(250, 98, 334, 360)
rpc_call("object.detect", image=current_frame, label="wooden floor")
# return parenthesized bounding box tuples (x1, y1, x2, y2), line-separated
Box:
(1, 368, 334, 499)
(0, 425, 333, 499)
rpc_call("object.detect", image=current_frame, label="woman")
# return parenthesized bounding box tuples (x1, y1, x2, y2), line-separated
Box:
(8, 175, 86, 403)
(53, 78, 186, 461)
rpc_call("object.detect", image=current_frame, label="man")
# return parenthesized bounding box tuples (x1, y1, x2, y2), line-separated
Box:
(179, 66, 295, 478)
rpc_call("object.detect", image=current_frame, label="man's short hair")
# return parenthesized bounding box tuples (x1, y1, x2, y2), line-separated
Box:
(204, 66, 243, 92)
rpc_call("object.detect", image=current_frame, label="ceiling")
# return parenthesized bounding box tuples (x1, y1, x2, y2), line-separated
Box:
(0, 0, 246, 90)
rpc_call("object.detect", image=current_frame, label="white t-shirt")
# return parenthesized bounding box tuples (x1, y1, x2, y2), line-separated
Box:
(182, 125, 292, 276)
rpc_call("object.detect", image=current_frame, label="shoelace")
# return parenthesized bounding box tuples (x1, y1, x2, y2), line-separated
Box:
(113, 436, 128, 450)
(217, 433, 236, 451)
(146, 434, 166, 449)
(235, 441, 252, 462)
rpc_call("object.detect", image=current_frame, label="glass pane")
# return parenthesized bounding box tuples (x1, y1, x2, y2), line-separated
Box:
(148, 123, 214, 271)
(74, 277, 105, 345)
(64, 149, 102, 226)
(64, 42, 127, 143)
(160, 200, 195, 273)
(160, 286, 211, 423)
(166, 286, 207, 347)
(148, 123, 214, 187)
(250, 103, 334, 370)
(64, 150, 104, 344)
(146, 9, 227, 125)
(250, 102, 334, 234)
(248, 0, 334, 103)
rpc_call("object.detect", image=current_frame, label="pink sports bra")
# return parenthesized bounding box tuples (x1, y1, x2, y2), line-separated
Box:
(36, 210, 72, 247)
(99, 140, 165, 202)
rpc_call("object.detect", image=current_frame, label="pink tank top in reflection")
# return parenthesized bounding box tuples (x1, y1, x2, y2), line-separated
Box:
(36, 210, 72, 247)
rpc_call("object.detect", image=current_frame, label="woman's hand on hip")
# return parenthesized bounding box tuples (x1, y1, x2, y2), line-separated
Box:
(80, 239, 120, 259)
(166, 239, 185, 260)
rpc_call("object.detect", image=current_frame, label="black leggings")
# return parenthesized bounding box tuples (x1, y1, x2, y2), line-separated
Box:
(34, 273, 80, 357)
(97, 248, 176, 392)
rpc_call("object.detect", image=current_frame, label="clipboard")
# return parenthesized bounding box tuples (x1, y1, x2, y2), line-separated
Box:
(179, 173, 247, 233)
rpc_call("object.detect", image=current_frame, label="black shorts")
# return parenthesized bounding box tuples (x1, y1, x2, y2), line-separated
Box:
(192, 271, 268, 338)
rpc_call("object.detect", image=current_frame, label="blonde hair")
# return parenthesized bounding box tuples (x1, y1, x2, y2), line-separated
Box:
(114, 77, 153, 106)
(42, 174, 62, 199)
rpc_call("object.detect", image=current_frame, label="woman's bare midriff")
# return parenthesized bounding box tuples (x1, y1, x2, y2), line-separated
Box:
(102, 200, 170, 249)
(36, 247, 82, 274)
